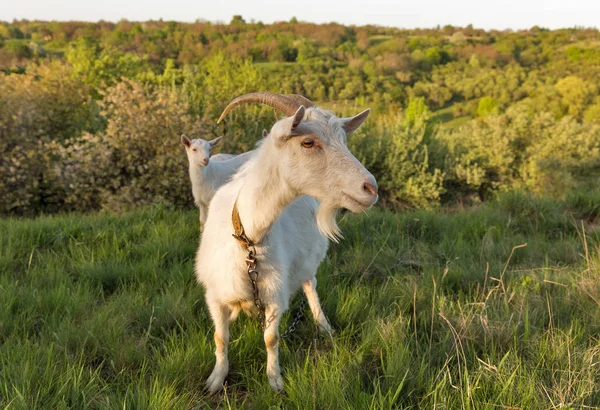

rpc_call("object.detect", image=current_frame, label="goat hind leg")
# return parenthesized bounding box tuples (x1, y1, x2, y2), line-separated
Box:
(302, 278, 332, 334)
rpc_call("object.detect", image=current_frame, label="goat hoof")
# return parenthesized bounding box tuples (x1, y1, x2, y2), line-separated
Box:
(205, 378, 224, 395)
(205, 367, 228, 395)
(318, 322, 333, 335)
(268, 374, 284, 391)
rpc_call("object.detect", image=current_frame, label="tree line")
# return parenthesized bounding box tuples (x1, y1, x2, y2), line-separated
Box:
(0, 19, 599, 215)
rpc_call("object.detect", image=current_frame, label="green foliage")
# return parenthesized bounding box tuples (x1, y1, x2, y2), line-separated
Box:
(0, 25, 10, 39)
(584, 100, 600, 124)
(57, 79, 200, 213)
(477, 96, 500, 117)
(440, 107, 600, 201)
(350, 106, 444, 208)
(196, 53, 263, 120)
(1, 22, 600, 214)
(521, 117, 600, 196)
(2, 20, 598, 117)
(379, 118, 445, 208)
(555, 75, 597, 119)
(231, 15, 246, 25)
(404, 96, 430, 127)
(4, 40, 31, 59)
(0, 63, 100, 215)
(66, 37, 151, 95)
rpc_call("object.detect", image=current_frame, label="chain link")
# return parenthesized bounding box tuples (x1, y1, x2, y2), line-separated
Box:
(235, 229, 306, 336)
(281, 297, 307, 339)
(244, 244, 266, 330)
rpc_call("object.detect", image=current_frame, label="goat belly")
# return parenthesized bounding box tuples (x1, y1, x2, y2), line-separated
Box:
(227, 300, 256, 320)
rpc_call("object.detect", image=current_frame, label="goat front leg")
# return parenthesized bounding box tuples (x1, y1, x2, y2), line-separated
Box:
(264, 304, 284, 391)
(205, 302, 231, 394)
(199, 203, 208, 226)
(302, 279, 332, 334)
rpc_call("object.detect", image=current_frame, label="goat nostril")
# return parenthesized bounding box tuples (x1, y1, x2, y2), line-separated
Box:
(363, 182, 378, 196)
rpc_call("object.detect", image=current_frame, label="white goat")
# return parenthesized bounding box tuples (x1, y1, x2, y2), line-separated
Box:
(181, 135, 252, 224)
(211, 152, 235, 161)
(195, 92, 378, 393)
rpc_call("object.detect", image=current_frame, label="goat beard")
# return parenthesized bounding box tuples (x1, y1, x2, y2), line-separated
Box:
(315, 200, 342, 242)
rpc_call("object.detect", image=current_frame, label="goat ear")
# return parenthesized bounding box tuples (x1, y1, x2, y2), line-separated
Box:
(181, 134, 191, 148)
(341, 109, 370, 134)
(209, 136, 223, 147)
(272, 106, 305, 143)
(262, 129, 269, 138)
(291, 106, 305, 130)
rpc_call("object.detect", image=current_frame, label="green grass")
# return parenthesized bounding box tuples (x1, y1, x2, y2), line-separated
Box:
(442, 115, 472, 129)
(431, 106, 457, 124)
(1, 193, 600, 409)
(431, 106, 473, 129)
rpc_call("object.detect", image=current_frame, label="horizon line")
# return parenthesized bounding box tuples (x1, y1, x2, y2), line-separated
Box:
(2, 17, 599, 32)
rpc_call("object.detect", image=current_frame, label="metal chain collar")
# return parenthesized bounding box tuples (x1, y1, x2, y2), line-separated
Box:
(231, 199, 306, 337)
(244, 243, 267, 330)
(281, 297, 307, 339)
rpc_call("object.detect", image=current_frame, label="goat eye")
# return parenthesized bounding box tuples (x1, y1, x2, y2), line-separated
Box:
(192, 148, 197, 152)
(301, 140, 315, 148)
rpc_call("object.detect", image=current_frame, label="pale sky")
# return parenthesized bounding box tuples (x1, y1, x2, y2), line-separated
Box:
(1, 0, 599, 30)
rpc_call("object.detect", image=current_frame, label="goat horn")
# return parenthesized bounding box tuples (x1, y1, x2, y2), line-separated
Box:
(217, 92, 302, 123)
(285, 94, 316, 108)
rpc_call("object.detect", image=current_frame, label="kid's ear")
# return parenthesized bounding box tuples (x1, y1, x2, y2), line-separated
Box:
(262, 129, 269, 138)
(209, 136, 223, 147)
(181, 134, 191, 147)
(341, 109, 370, 134)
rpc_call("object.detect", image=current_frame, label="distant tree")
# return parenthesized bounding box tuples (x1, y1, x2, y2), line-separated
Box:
(555, 76, 596, 118)
(469, 54, 480, 68)
(404, 97, 430, 127)
(6, 41, 31, 59)
(584, 101, 600, 125)
(356, 30, 370, 51)
(231, 15, 246, 25)
(0, 25, 10, 39)
(477, 96, 500, 117)
(449, 31, 466, 45)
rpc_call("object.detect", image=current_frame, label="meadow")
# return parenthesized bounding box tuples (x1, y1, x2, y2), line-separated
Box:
(1, 19, 600, 409)
(1, 192, 600, 409)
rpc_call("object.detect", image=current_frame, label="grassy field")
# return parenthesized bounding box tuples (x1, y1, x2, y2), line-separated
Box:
(1, 193, 600, 409)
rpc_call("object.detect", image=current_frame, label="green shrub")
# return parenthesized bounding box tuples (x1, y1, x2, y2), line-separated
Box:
(477, 96, 500, 117)
(440, 107, 600, 200)
(57, 79, 200, 212)
(0, 140, 63, 215)
(0, 63, 98, 215)
(521, 118, 600, 196)
(1, 49, 600, 216)
(583, 100, 600, 125)
(351, 107, 445, 208)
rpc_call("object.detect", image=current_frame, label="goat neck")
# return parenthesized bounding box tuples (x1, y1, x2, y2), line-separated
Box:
(234, 142, 296, 243)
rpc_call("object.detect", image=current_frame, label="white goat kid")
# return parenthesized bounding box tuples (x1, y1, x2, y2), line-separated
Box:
(181, 135, 252, 224)
(211, 152, 235, 161)
(195, 92, 378, 393)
